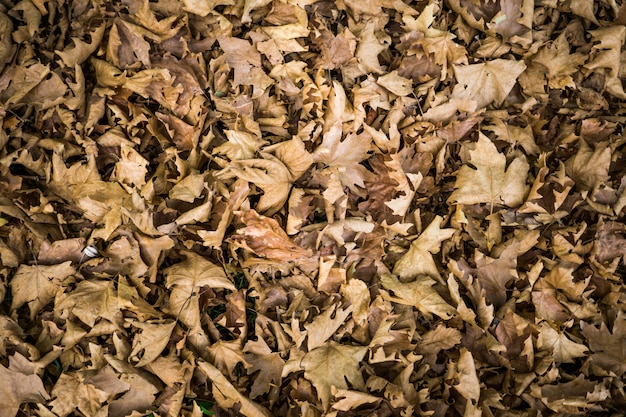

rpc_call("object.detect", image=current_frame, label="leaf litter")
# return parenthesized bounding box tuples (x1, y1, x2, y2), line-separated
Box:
(0, 0, 626, 416)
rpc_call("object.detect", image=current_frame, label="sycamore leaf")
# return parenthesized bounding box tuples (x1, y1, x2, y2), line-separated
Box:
(169, 172, 206, 203)
(377, 70, 414, 96)
(453, 348, 481, 403)
(448, 133, 529, 207)
(301, 341, 368, 411)
(164, 252, 235, 328)
(451, 59, 526, 108)
(380, 273, 456, 320)
(56, 23, 106, 67)
(54, 280, 121, 328)
(217, 154, 291, 215)
(565, 139, 611, 192)
(265, 136, 314, 180)
(11, 261, 76, 319)
(416, 324, 463, 355)
(393, 215, 455, 281)
(305, 303, 353, 350)
(313, 121, 373, 192)
(533, 32, 587, 89)
(232, 209, 312, 261)
(581, 312, 626, 375)
(129, 320, 177, 367)
(538, 322, 588, 364)
(332, 389, 382, 411)
(244, 338, 285, 399)
(198, 360, 271, 417)
(0, 359, 50, 417)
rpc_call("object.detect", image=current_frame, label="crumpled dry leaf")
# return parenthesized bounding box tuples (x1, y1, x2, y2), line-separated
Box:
(232, 209, 312, 261)
(198, 360, 271, 417)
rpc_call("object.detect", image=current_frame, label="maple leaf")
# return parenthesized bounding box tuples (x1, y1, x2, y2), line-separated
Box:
(377, 71, 414, 96)
(0, 357, 50, 417)
(393, 215, 455, 282)
(538, 322, 588, 364)
(129, 319, 177, 367)
(231, 209, 312, 261)
(244, 338, 285, 399)
(380, 273, 456, 320)
(448, 133, 530, 208)
(532, 31, 587, 89)
(332, 389, 382, 411)
(216, 154, 291, 215)
(416, 324, 463, 355)
(581, 312, 626, 375)
(474, 243, 519, 307)
(56, 23, 106, 67)
(565, 139, 611, 192)
(54, 280, 122, 328)
(11, 261, 75, 319)
(455, 348, 481, 402)
(164, 251, 235, 329)
(304, 303, 353, 350)
(451, 59, 526, 109)
(300, 341, 368, 411)
(198, 360, 271, 417)
(312, 121, 373, 192)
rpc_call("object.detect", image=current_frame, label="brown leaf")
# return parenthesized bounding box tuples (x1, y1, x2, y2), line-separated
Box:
(581, 312, 626, 375)
(448, 133, 530, 207)
(0, 357, 50, 417)
(300, 341, 368, 411)
(232, 209, 312, 261)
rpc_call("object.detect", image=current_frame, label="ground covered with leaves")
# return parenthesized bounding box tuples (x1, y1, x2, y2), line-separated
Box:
(1, 0, 626, 416)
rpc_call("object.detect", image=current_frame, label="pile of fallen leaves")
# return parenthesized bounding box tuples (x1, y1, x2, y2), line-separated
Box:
(1, 0, 626, 415)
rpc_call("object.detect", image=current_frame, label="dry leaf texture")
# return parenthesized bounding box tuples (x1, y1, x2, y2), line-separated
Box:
(1, 0, 626, 416)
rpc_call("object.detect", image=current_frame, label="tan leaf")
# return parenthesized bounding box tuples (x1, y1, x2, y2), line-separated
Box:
(416, 324, 463, 355)
(538, 322, 588, 364)
(164, 251, 234, 328)
(380, 273, 456, 320)
(448, 133, 529, 207)
(11, 261, 75, 319)
(129, 320, 177, 367)
(300, 341, 368, 411)
(169, 172, 206, 203)
(0, 358, 50, 417)
(313, 121, 373, 192)
(54, 280, 121, 328)
(332, 389, 382, 411)
(56, 23, 106, 67)
(453, 348, 480, 403)
(305, 303, 353, 350)
(393, 215, 455, 282)
(197, 360, 271, 417)
(217, 154, 291, 215)
(377, 71, 414, 96)
(451, 59, 526, 108)
(581, 311, 626, 375)
(266, 136, 314, 180)
(243, 338, 285, 398)
(565, 139, 611, 192)
(232, 209, 312, 261)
